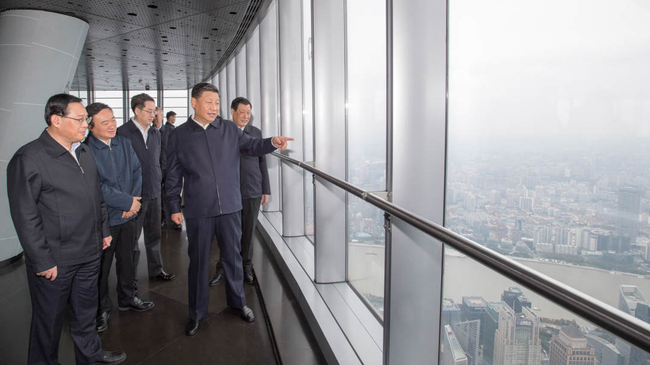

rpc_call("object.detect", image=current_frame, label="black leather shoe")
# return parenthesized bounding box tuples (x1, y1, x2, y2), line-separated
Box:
(118, 297, 154, 312)
(239, 306, 255, 323)
(152, 270, 175, 281)
(93, 350, 126, 364)
(244, 271, 255, 284)
(96, 311, 110, 332)
(209, 269, 224, 286)
(185, 319, 200, 336)
(173, 223, 182, 231)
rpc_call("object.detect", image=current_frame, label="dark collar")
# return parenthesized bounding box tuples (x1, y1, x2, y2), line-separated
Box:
(86, 134, 116, 150)
(187, 116, 222, 130)
(39, 129, 87, 159)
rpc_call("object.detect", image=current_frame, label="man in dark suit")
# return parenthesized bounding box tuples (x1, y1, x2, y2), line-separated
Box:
(117, 94, 174, 291)
(210, 97, 270, 286)
(7, 94, 126, 364)
(85, 103, 154, 333)
(166, 83, 292, 336)
(165, 110, 176, 131)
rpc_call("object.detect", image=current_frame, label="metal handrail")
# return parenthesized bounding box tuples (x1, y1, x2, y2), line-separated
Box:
(271, 151, 650, 352)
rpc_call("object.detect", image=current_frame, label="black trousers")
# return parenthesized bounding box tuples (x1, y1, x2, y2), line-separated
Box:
(217, 197, 261, 272)
(134, 197, 163, 278)
(26, 258, 104, 365)
(99, 220, 137, 313)
(186, 211, 245, 321)
(161, 182, 171, 226)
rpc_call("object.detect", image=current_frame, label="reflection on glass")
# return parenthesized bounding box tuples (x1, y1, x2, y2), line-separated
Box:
(302, 0, 314, 243)
(447, 0, 650, 315)
(441, 251, 650, 365)
(347, 194, 385, 318)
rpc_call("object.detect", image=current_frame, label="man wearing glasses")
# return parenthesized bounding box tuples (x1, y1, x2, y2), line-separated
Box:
(85, 103, 154, 333)
(7, 94, 126, 364)
(117, 94, 175, 294)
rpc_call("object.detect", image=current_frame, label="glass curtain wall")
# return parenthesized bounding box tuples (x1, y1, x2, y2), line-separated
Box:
(162, 89, 189, 125)
(94, 90, 124, 126)
(345, 0, 387, 318)
(445, 0, 650, 364)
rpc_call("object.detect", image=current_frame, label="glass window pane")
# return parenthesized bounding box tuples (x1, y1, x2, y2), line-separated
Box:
(447, 0, 650, 313)
(347, 194, 385, 318)
(346, 0, 386, 191)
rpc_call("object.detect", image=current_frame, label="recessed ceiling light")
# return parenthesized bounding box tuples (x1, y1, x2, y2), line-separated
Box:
(170, 26, 176, 29)
(124, 39, 130, 41)
(203, 37, 208, 39)
(229, 11, 237, 15)
(127, 13, 137, 16)
(147, 4, 158, 9)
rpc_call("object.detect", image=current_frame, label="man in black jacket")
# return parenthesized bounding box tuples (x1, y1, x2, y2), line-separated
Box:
(7, 94, 126, 364)
(166, 83, 292, 336)
(117, 94, 174, 291)
(210, 97, 270, 286)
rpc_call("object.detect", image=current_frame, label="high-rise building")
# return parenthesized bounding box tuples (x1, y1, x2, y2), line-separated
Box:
(493, 306, 541, 365)
(617, 285, 648, 365)
(443, 298, 461, 328)
(617, 186, 641, 244)
(515, 295, 532, 314)
(442, 325, 469, 365)
(461, 297, 487, 346)
(629, 303, 650, 365)
(548, 324, 595, 365)
(585, 334, 624, 365)
(483, 302, 509, 365)
(454, 320, 481, 365)
(501, 287, 524, 311)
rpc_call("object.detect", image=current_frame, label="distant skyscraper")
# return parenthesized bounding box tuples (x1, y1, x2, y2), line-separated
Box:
(454, 320, 481, 365)
(617, 285, 648, 365)
(617, 187, 641, 244)
(493, 306, 541, 365)
(515, 295, 532, 314)
(443, 298, 461, 328)
(461, 297, 487, 346)
(501, 287, 523, 311)
(586, 334, 624, 365)
(629, 303, 650, 365)
(548, 324, 595, 365)
(483, 302, 509, 365)
(442, 325, 469, 365)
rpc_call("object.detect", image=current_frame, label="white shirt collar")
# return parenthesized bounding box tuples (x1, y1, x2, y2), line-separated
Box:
(132, 118, 150, 143)
(191, 114, 210, 130)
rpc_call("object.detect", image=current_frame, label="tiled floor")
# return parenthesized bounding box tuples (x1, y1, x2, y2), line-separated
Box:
(0, 224, 325, 364)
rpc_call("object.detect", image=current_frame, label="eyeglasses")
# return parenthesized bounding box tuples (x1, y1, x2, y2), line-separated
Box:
(61, 115, 90, 123)
(138, 108, 156, 115)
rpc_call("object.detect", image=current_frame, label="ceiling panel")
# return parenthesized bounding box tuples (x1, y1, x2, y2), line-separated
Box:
(1, 0, 253, 91)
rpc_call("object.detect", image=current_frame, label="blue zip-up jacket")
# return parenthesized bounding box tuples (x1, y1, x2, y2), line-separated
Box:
(85, 134, 142, 226)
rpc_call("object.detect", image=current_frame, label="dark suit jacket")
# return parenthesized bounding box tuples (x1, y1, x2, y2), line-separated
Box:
(166, 117, 276, 219)
(164, 121, 175, 130)
(158, 125, 168, 179)
(7, 130, 111, 273)
(117, 119, 162, 200)
(240, 124, 271, 199)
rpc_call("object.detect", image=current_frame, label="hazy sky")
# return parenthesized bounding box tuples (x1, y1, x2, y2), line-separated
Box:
(448, 0, 650, 145)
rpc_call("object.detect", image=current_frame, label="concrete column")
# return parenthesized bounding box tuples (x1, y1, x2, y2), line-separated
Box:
(235, 45, 247, 98)
(260, 0, 281, 213)
(227, 59, 236, 119)
(0, 9, 89, 263)
(279, 0, 305, 237)
(219, 70, 228, 119)
(246, 28, 262, 130)
(313, 0, 347, 283)
(384, 0, 448, 362)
